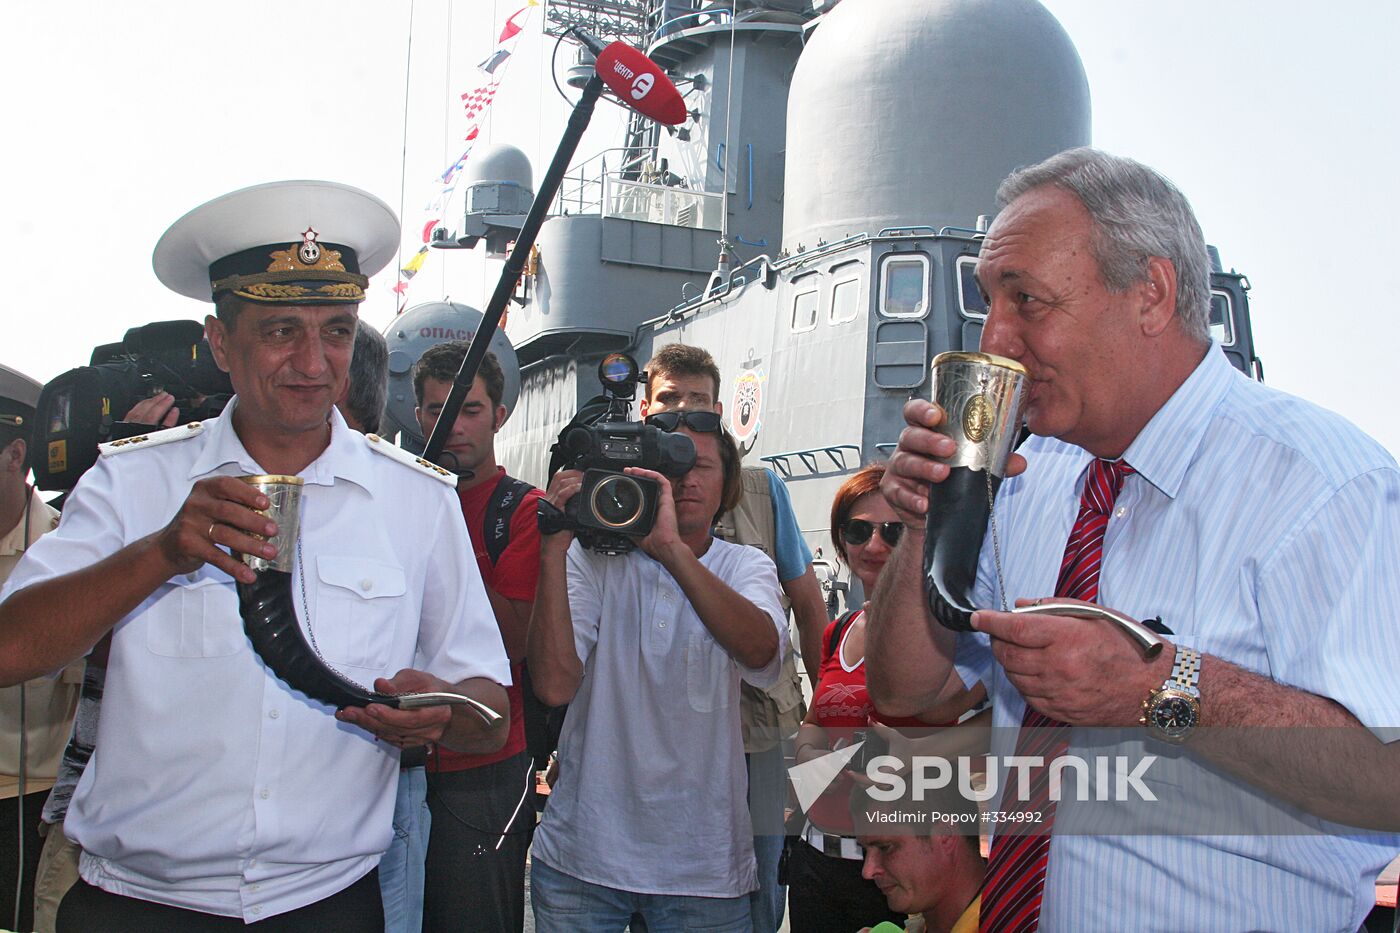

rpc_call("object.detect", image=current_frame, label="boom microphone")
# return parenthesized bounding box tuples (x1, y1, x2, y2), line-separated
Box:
(424, 35, 680, 465)
(574, 30, 688, 126)
(595, 41, 687, 125)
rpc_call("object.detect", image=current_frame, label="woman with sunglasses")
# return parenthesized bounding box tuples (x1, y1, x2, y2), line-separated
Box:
(786, 464, 983, 933)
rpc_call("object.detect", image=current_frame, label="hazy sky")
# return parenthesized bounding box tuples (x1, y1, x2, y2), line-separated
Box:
(3, 1, 1398, 452)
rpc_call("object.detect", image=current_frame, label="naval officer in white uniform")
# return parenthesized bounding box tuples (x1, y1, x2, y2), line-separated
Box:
(0, 181, 511, 930)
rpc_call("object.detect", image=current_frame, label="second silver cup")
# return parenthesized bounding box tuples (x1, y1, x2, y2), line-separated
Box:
(237, 474, 304, 572)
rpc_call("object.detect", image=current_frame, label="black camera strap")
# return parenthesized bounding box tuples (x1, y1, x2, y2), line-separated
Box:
(482, 474, 533, 565)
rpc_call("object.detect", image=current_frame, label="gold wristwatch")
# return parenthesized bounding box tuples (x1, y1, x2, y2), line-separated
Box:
(1140, 646, 1202, 744)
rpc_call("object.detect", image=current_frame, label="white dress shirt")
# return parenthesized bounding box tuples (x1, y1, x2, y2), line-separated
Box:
(0, 402, 509, 922)
(531, 537, 787, 898)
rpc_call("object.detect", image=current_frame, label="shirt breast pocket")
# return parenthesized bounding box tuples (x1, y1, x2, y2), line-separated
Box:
(313, 556, 407, 673)
(146, 571, 243, 658)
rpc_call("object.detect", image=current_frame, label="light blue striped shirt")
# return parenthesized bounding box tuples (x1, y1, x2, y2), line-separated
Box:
(956, 344, 1400, 932)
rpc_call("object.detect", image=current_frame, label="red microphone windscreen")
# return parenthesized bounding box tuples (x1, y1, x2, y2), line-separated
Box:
(594, 42, 688, 126)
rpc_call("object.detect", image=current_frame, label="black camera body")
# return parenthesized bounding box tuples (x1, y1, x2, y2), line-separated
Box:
(548, 354, 696, 555)
(33, 320, 233, 490)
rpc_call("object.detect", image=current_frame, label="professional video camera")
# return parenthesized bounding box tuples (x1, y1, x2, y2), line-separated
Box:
(33, 320, 233, 491)
(543, 352, 696, 555)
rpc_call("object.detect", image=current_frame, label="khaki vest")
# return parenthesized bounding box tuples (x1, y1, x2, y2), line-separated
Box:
(716, 466, 806, 751)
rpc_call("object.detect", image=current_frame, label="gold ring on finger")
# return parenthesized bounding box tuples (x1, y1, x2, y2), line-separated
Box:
(208, 522, 218, 540)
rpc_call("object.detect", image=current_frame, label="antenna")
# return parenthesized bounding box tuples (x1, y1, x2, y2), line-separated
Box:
(717, 1, 738, 274)
(393, 0, 417, 305)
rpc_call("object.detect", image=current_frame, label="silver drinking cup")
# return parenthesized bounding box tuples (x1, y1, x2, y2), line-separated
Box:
(236, 475, 304, 572)
(922, 352, 1028, 632)
(930, 351, 1028, 475)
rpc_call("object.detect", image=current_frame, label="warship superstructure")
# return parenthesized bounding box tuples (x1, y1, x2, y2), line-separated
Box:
(389, 0, 1261, 607)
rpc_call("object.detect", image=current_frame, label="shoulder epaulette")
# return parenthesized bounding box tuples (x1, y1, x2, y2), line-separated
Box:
(363, 433, 457, 486)
(98, 421, 205, 457)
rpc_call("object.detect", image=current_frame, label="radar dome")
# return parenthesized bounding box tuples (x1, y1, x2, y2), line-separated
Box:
(782, 0, 1090, 252)
(380, 301, 521, 450)
(462, 143, 533, 191)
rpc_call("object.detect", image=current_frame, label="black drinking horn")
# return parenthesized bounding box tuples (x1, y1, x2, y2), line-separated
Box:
(232, 475, 502, 723)
(921, 352, 1027, 633)
(238, 569, 390, 708)
(918, 355, 1165, 658)
(923, 466, 1003, 632)
(237, 569, 504, 722)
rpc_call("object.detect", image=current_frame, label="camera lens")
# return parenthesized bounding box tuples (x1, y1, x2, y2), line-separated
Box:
(598, 352, 639, 386)
(590, 474, 645, 528)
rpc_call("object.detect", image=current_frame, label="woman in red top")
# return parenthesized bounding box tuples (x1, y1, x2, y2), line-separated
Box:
(786, 464, 981, 933)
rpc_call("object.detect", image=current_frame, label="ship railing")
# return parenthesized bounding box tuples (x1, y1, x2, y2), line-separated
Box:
(651, 222, 978, 333)
(554, 146, 660, 215)
(633, 251, 778, 338)
(773, 225, 979, 275)
(774, 232, 869, 271)
(877, 225, 939, 237)
(648, 7, 732, 45)
(643, 224, 989, 335)
(760, 444, 863, 479)
(684, 251, 775, 305)
(876, 224, 984, 240)
(602, 175, 723, 230)
(630, 251, 770, 347)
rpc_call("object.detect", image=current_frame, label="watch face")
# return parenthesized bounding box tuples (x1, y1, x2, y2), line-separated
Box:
(1149, 693, 1200, 738)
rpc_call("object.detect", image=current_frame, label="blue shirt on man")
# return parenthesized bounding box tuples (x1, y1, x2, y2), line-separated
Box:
(764, 469, 813, 583)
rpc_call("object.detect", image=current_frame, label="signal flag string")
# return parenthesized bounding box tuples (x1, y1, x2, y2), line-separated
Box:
(393, 0, 540, 310)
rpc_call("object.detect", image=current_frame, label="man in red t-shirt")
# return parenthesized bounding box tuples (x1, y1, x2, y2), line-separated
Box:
(414, 343, 542, 933)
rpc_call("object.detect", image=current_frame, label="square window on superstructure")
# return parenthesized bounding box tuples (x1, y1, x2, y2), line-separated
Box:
(792, 289, 819, 331)
(957, 256, 987, 320)
(1209, 291, 1235, 346)
(880, 256, 928, 318)
(831, 277, 861, 324)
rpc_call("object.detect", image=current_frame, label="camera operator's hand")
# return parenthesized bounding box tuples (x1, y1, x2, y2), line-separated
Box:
(152, 477, 278, 585)
(540, 469, 584, 551)
(626, 466, 684, 561)
(125, 392, 181, 429)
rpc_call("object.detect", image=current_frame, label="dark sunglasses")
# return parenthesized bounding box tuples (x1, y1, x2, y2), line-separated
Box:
(644, 410, 723, 433)
(841, 519, 904, 548)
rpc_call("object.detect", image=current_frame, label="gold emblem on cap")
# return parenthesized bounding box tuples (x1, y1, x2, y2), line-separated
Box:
(299, 227, 321, 265)
(963, 395, 994, 444)
(267, 233, 345, 274)
(212, 223, 369, 304)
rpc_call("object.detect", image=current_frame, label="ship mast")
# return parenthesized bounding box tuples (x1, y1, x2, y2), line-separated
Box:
(544, 0, 658, 182)
(542, 0, 650, 45)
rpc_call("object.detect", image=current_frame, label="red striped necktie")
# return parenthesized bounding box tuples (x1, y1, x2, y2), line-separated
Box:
(979, 457, 1135, 933)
